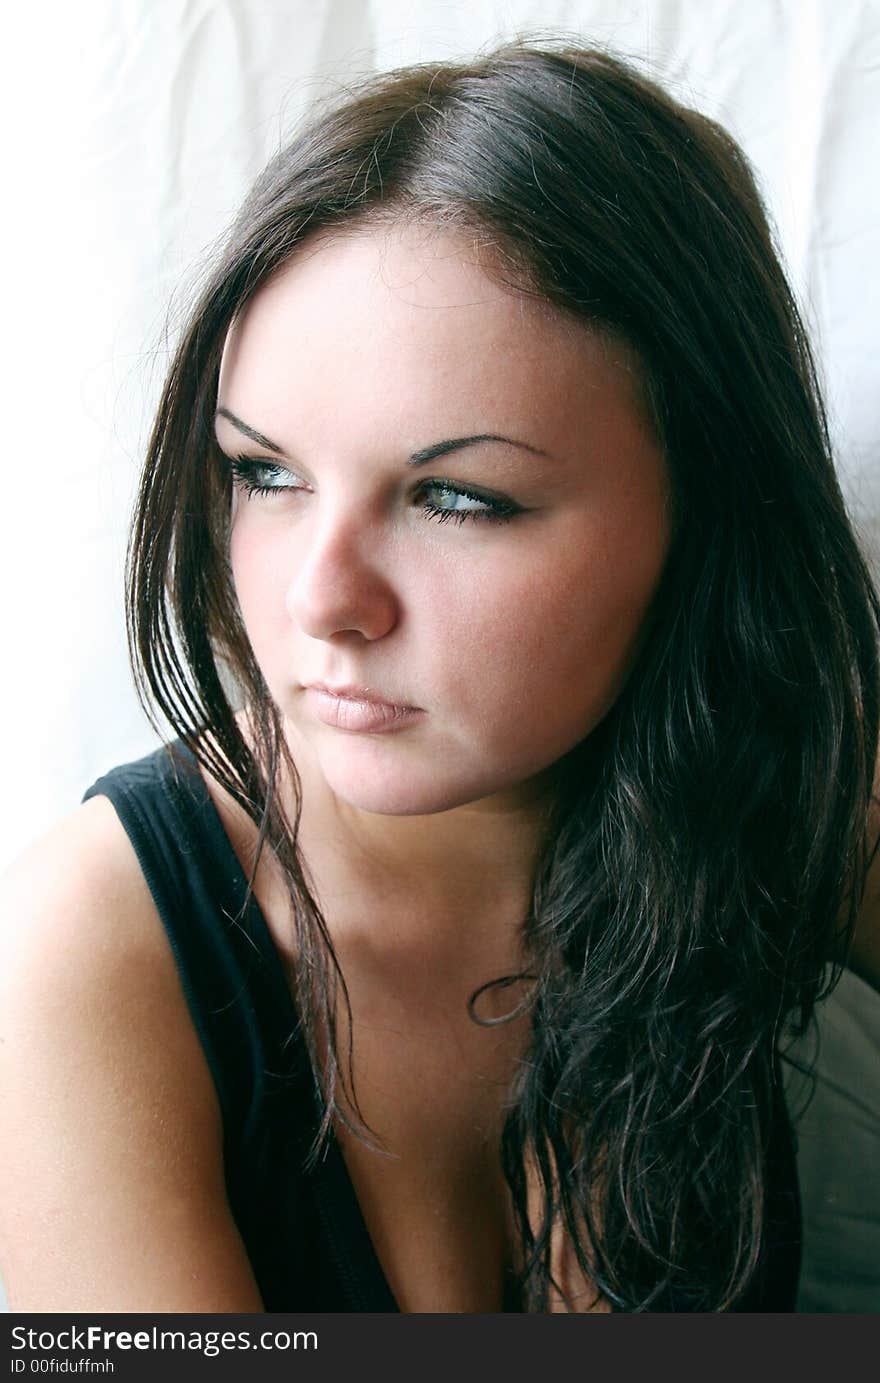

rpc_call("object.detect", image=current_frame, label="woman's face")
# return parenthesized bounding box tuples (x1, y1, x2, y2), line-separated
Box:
(217, 223, 673, 818)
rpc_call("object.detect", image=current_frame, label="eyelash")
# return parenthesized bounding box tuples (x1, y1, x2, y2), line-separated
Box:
(225, 456, 519, 526)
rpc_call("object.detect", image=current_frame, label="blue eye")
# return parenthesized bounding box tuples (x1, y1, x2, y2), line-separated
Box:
(228, 456, 299, 497)
(419, 481, 517, 525)
(226, 456, 519, 525)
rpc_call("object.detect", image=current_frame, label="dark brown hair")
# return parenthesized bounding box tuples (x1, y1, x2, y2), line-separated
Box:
(126, 38, 880, 1310)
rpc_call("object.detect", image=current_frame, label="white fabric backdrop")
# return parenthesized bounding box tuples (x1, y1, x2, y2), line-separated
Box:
(3, 0, 878, 861)
(1, 0, 879, 1313)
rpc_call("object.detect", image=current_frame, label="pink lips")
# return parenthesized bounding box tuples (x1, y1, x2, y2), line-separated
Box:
(303, 683, 424, 734)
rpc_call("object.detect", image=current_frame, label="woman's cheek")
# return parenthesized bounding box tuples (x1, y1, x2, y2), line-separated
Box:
(229, 520, 288, 651)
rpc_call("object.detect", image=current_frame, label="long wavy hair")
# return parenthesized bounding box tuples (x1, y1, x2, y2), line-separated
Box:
(126, 38, 880, 1310)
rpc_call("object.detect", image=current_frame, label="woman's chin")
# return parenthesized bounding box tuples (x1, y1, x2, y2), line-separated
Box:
(283, 714, 569, 818)
(317, 765, 485, 818)
(315, 751, 561, 820)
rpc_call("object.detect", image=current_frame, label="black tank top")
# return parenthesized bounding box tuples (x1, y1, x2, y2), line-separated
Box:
(82, 739, 801, 1311)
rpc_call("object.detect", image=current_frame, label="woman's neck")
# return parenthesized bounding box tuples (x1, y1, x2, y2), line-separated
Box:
(284, 739, 556, 975)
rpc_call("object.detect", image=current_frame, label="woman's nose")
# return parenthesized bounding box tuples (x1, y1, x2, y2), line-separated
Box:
(284, 502, 399, 642)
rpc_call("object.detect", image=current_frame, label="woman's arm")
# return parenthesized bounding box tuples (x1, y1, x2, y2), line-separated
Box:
(0, 796, 265, 1311)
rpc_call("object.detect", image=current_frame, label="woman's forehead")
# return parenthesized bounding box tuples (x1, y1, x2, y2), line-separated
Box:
(224, 224, 557, 357)
(217, 222, 655, 458)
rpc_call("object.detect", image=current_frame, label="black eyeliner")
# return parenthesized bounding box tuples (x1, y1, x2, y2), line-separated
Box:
(226, 454, 521, 523)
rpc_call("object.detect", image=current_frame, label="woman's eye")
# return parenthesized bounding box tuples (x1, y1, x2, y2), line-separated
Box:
(228, 456, 302, 497)
(418, 482, 518, 526)
(226, 456, 519, 525)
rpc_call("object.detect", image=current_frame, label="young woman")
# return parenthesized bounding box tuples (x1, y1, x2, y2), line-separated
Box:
(1, 39, 878, 1314)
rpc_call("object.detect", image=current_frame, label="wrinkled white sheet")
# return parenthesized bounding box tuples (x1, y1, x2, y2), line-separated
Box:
(4, 0, 878, 853)
(2, 0, 878, 1313)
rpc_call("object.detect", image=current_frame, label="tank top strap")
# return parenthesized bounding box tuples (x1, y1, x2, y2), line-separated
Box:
(81, 739, 310, 1154)
(81, 739, 400, 1309)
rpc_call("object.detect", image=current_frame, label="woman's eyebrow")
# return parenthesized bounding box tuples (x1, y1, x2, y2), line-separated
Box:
(407, 435, 549, 466)
(215, 406, 549, 467)
(216, 407, 287, 455)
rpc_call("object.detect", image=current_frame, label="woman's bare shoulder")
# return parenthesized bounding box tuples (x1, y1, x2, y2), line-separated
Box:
(0, 793, 222, 1138)
(0, 796, 263, 1310)
(4, 791, 154, 918)
(0, 793, 186, 990)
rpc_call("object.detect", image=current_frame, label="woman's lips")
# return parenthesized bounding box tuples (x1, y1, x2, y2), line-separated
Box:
(303, 686, 424, 734)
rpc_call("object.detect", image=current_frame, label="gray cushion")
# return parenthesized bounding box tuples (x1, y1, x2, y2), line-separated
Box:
(784, 967, 880, 1311)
